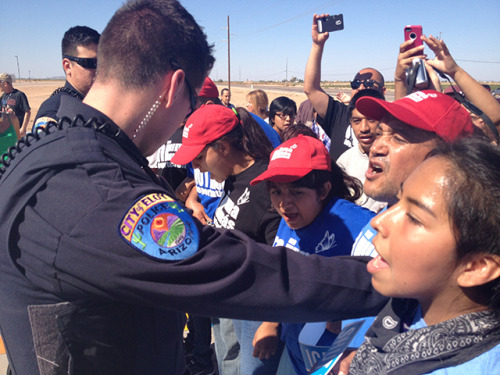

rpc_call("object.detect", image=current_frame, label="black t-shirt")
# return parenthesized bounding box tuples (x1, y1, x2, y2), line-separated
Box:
(1, 88, 30, 126)
(316, 95, 353, 161)
(157, 126, 187, 191)
(214, 160, 281, 245)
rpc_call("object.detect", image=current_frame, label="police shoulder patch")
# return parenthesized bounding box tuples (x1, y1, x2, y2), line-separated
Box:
(119, 193, 200, 261)
(33, 116, 57, 130)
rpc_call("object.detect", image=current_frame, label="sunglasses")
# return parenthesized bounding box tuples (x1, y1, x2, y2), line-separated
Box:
(63, 55, 97, 69)
(350, 79, 382, 90)
(183, 76, 198, 118)
(169, 59, 198, 118)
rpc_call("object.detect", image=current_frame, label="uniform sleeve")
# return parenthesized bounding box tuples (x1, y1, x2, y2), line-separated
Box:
(51, 196, 387, 323)
(12, 147, 387, 325)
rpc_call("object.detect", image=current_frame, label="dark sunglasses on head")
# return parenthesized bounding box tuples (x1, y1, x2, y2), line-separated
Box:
(350, 79, 382, 90)
(63, 55, 97, 69)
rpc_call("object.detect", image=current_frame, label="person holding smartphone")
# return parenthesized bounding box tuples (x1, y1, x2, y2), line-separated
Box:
(304, 14, 386, 161)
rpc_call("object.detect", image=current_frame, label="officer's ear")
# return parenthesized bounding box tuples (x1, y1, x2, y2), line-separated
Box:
(164, 69, 186, 109)
(62, 58, 73, 77)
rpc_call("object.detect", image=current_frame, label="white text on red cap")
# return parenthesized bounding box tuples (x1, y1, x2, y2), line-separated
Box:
(182, 123, 193, 139)
(406, 91, 438, 103)
(271, 144, 297, 161)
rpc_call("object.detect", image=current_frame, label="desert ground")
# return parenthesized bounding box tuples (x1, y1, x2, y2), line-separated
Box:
(10, 79, 500, 133)
(13, 79, 385, 132)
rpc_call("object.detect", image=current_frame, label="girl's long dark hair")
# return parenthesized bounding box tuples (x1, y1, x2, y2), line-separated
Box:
(213, 107, 273, 161)
(428, 137, 500, 310)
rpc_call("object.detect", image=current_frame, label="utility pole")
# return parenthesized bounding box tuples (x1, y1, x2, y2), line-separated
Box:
(227, 15, 231, 91)
(286, 58, 288, 82)
(15, 56, 20, 80)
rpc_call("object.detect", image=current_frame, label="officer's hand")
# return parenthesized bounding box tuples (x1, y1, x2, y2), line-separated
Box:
(252, 322, 280, 360)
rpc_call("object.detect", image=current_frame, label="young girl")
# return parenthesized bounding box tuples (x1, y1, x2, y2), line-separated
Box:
(349, 137, 500, 374)
(172, 104, 283, 374)
(250, 135, 376, 374)
(269, 96, 297, 138)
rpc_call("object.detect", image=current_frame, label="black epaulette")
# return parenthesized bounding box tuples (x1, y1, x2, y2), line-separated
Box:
(0, 116, 120, 178)
(50, 87, 84, 101)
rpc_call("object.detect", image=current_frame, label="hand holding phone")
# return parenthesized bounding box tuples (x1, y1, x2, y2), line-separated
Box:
(317, 14, 344, 33)
(404, 25, 423, 49)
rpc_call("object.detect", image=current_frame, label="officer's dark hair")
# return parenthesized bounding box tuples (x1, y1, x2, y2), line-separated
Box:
(210, 107, 274, 162)
(269, 96, 297, 126)
(221, 88, 230, 96)
(427, 137, 500, 310)
(61, 26, 100, 56)
(97, 0, 214, 90)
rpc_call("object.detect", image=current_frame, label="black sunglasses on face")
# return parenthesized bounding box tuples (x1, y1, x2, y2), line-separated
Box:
(63, 55, 97, 69)
(350, 79, 382, 90)
(183, 76, 198, 118)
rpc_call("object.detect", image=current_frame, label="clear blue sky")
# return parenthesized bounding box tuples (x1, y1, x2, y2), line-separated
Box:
(1, 0, 499, 82)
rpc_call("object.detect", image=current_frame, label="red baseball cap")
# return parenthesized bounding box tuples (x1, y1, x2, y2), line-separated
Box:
(250, 135, 331, 185)
(198, 77, 219, 98)
(170, 105, 239, 165)
(356, 90, 474, 142)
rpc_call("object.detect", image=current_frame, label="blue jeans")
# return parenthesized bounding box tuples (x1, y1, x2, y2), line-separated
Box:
(212, 317, 240, 375)
(233, 319, 284, 375)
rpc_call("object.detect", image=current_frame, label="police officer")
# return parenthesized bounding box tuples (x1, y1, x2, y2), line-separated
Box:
(0, 1, 386, 374)
(33, 26, 100, 129)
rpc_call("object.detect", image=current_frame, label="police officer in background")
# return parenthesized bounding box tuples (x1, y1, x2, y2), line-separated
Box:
(33, 25, 100, 128)
(0, 1, 386, 374)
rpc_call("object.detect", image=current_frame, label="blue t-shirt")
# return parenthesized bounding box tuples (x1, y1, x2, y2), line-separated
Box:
(276, 197, 375, 375)
(250, 112, 281, 148)
(186, 165, 223, 220)
(273, 197, 374, 257)
(350, 207, 387, 257)
(410, 307, 500, 374)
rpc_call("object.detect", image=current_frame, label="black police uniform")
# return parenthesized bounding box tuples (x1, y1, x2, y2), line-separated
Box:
(0, 95, 387, 374)
(33, 81, 84, 128)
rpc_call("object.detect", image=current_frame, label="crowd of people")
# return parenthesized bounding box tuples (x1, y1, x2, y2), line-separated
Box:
(0, 1, 499, 375)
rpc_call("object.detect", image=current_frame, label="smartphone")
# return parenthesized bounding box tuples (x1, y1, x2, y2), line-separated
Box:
(317, 14, 344, 33)
(404, 25, 423, 49)
(407, 57, 429, 91)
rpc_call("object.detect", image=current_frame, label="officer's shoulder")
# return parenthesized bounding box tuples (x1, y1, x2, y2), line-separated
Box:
(118, 192, 200, 262)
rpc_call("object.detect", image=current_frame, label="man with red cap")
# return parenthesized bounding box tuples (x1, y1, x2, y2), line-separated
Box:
(351, 90, 474, 258)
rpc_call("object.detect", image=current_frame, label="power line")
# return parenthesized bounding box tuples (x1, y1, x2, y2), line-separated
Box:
(238, 0, 343, 37)
(456, 59, 500, 64)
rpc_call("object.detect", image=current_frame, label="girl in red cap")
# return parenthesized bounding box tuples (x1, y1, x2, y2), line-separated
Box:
(250, 133, 375, 375)
(172, 104, 284, 373)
